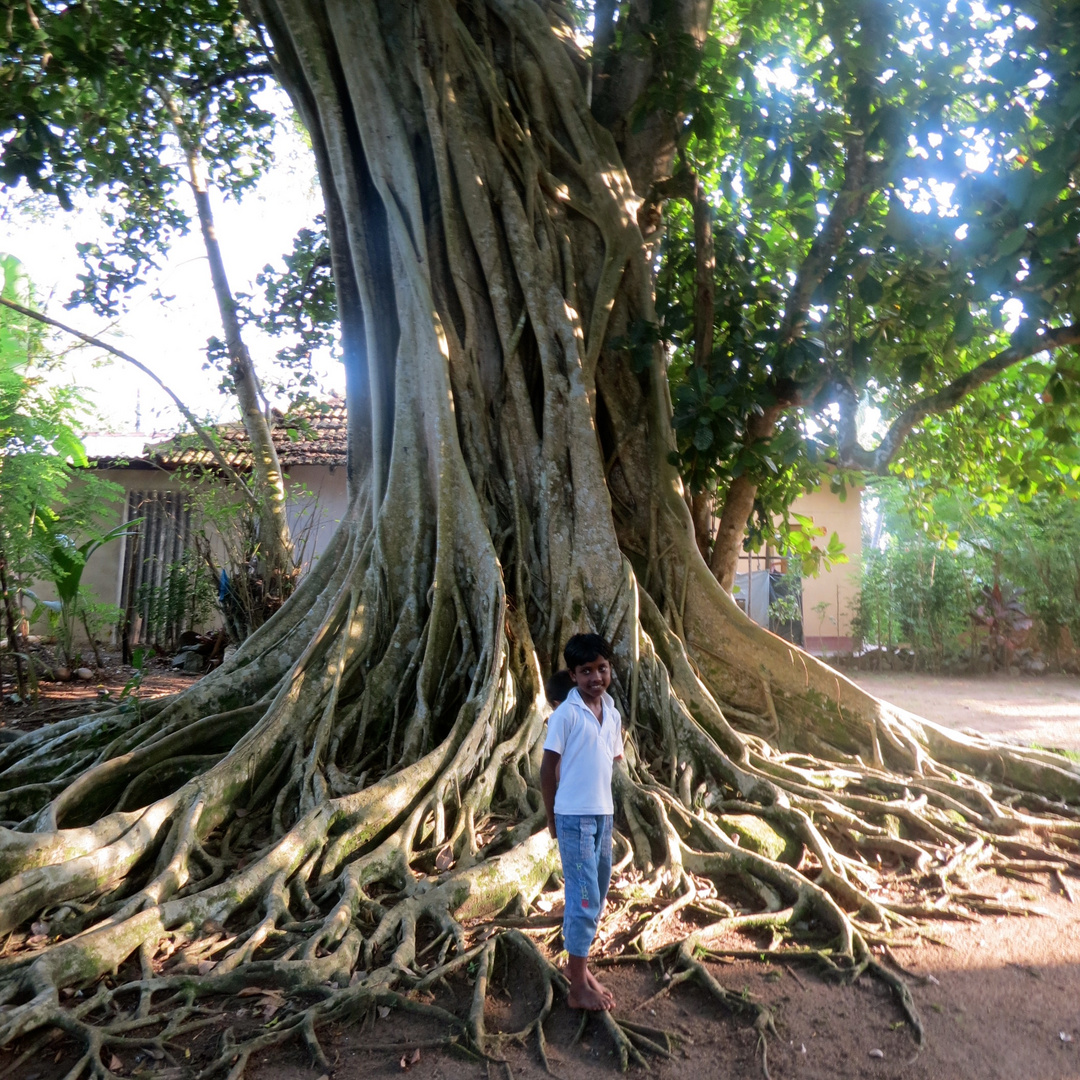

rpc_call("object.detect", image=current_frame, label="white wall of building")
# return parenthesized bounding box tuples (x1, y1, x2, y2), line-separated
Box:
(26, 463, 350, 648)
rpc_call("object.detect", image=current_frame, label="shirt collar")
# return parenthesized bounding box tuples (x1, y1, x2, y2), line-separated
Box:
(566, 686, 613, 717)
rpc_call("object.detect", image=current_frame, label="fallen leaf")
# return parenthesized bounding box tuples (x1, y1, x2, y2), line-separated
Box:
(1061, 1032, 1074, 1043)
(378, 1005, 391, 1019)
(925, 973, 940, 985)
(109, 1053, 123, 1071)
(234, 808, 249, 818)
(197, 960, 215, 976)
(868, 1048, 884, 1059)
(237, 987, 265, 998)
(143, 1047, 165, 1061)
(31, 921, 50, 937)
(410, 1049, 421, 1064)
(535, 898, 553, 913)
(435, 845, 454, 871)
(54, 1050, 63, 1063)
(263, 1001, 281, 1020)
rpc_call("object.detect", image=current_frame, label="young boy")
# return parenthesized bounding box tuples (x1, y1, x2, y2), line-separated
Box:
(540, 633, 623, 1011)
(544, 668, 575, 709)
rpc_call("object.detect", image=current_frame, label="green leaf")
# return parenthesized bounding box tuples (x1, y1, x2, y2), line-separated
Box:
(858, 275, 884, 305)
(998, 227, 1028, 258)
(898, 353, 923, 385)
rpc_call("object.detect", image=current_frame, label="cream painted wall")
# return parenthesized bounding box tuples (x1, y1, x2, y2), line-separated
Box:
(791, 485, 863, 654)
(280, 465, 350, 569)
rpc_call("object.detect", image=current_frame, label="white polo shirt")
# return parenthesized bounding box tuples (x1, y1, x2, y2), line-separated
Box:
(544, 687, 623, 815)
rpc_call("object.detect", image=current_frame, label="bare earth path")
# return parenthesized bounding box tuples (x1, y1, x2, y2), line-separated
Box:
(852, 671, 1080, 753)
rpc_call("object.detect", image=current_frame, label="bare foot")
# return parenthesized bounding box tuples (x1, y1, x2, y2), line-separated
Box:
(562, 963, 614, 1006)
(567, 983, 612, 1011)
(586, 967, 615, 1007)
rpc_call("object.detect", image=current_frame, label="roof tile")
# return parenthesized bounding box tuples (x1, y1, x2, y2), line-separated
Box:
(93, 403, 348, 470)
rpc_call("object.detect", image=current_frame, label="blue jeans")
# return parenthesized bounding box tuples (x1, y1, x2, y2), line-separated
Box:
(555, 814, 613, 957)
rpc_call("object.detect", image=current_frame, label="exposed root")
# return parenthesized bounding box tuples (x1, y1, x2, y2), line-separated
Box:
(0, 622, 1072, 1076)
(495, 929, 672, 1072)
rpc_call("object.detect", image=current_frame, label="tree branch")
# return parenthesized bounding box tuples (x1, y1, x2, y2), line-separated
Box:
(592, 0, 618, 65)
(778, 136, 875, 345)
(778, 1, 888, 345)
(591, 0, 714, 204)
(0, 295, 262, 507)
(179, 61, 275, 95)
(692, 175, 715, 371)
(837, 323, 1080, 474)
(654, 167, 714, 368)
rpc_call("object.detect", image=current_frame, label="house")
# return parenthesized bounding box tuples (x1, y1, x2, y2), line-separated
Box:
(76, 404, 350, 648)
(731, 483, 863, 656)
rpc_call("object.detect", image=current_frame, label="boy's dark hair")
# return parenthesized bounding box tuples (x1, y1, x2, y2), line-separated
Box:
(545, 669, 575, 706)
(563, 633, 614, 671)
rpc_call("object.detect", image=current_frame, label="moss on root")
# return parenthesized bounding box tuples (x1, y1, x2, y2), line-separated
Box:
(718, 814, 802, 865)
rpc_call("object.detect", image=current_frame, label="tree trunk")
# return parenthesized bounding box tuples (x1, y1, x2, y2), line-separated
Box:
(688, 173, 717, 562)
(0, 2, 1076, 1070)
(708, 406, 783, 591)
(166, 93, 295, 588)
(0, 549, 27, 702)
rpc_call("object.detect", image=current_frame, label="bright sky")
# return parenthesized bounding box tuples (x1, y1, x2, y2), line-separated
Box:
(0, 96, 344, 454)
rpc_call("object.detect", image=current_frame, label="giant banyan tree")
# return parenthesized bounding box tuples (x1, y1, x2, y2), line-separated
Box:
(1, 2, 1078, 1076)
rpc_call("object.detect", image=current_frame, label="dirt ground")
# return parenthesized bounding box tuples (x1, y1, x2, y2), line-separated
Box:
(0, 658, 200, 735)
(3, 668, 1080, 1080)
(7, 870, 1077, 1080)
(235, 874, 1080, 1080)
(853, 671, 1080, 753)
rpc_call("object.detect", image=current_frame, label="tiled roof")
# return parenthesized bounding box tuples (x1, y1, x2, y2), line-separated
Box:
(92, 402, 348, 470)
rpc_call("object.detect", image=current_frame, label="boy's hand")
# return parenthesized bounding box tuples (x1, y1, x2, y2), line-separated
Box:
(540, 749, 560, 842)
